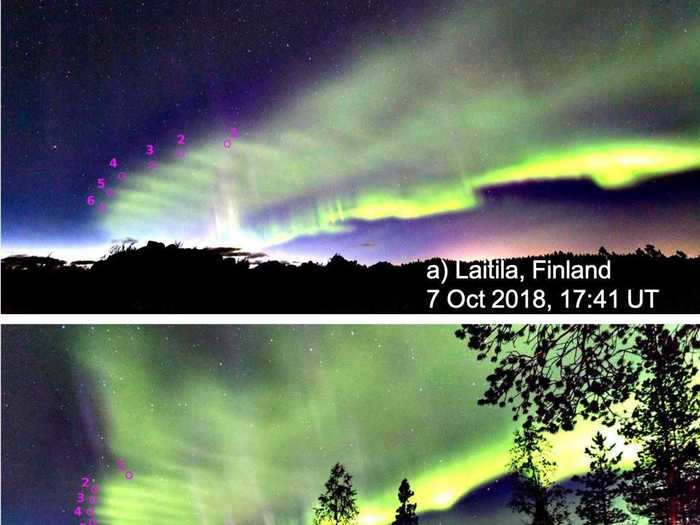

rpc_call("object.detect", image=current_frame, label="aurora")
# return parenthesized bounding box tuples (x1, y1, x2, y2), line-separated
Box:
(93, 0, 700, 259)
(3, 0, 700, 262)
(2, 325, 642, 525)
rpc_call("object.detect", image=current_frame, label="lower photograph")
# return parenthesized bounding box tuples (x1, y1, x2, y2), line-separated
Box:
(2, 325, 699, 525)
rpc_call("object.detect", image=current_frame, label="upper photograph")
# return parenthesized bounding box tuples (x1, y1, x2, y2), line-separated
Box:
(2, 0, 699, 313)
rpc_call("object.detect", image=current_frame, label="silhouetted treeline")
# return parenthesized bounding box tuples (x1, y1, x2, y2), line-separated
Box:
(457, 325, 700, 525)
(2, 242, 698, 313)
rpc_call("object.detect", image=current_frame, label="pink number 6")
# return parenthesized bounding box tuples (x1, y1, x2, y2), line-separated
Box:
(87, 195, 95, 206)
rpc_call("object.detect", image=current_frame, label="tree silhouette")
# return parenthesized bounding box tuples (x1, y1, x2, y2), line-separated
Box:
(314, 463, 359, 525)
(620, 328, 700, 525)
(392, 479, 418, 525)
(454, 325, 700, 432)
(573, 431, 628, 525)
(509, 427, 569, 525)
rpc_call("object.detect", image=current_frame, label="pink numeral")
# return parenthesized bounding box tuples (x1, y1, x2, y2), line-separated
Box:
(109, 158, 117, 168)
(177, 134, 185, 145)
(90, 485, 99, 494)
(97, 178, 105, 189)
(77, 492, 85, 503)
(89, 495, 97, 504)
(87, 195, 95, 206)
(146, 144, 155, 156)
(81, 477, 90, 488)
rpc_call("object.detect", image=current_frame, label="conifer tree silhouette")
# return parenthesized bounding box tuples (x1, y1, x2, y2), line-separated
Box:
(573, 431, 628, 525)
(620, 328, 700, 525)
(455, 325, 700, 432)
(314, 463, 359, 525)
(392, 479, 418, 525)
(508, 427, 569, 525)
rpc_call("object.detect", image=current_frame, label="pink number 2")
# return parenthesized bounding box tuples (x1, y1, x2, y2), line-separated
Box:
(177, 134, 185, 145)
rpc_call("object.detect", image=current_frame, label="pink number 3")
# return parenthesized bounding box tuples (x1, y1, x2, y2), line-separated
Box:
(146, 144, 155, 156)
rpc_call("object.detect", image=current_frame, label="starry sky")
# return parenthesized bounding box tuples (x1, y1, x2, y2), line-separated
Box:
(2, 1, 700, 263)
(2, 325, 635, 525)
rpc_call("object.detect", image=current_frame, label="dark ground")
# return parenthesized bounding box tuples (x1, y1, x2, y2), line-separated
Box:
(2, 244, 697, 313)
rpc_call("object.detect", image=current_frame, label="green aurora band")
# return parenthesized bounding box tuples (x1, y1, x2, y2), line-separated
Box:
(99, 1, 700, 250)
(74, 326, 639, 525)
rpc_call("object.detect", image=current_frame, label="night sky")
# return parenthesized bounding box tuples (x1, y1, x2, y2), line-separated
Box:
(2, 325, 635, 525)
(2, 1, 700, 263)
